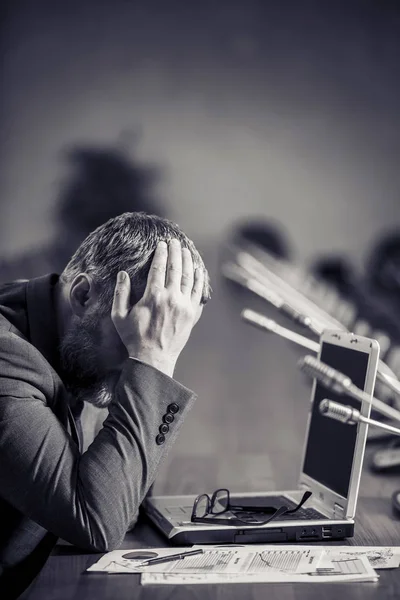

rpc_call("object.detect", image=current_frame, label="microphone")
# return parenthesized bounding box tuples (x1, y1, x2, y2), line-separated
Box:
(278, 303, 318, 332)
(241, 309, 320, 353)
(240, 308, 400, 399)
(241, 307, 400, 404)
(223, 261, 321, 333)
(221, 263, 283, 308)
(223, 247, 400, 399)
(319, 399, 360, 424)
(320, 399, 400, 436)
(299, 355, 400, 424)
(299, 355, 353, 395)
(235, 248, 343, 334)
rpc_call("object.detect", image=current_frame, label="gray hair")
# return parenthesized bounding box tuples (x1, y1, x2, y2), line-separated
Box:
(60, 212, 211, 312)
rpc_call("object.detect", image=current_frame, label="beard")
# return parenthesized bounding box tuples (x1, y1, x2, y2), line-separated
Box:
(59, 312, 116, 408)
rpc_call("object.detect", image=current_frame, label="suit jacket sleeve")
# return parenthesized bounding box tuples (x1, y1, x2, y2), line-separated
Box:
(0, 332, 196, 551)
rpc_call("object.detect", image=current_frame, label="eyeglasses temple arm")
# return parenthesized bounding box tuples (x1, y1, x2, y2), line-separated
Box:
(285, 490, 312, 514)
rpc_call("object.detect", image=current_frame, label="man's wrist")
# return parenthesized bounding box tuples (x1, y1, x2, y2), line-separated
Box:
(127, 353, 176, 378)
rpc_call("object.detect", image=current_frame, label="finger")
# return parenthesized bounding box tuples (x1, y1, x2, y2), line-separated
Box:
(181, 248, 194, 295)
(112, 271, 131, 321)
(191, 267, 204, 306)
(145, 241, 168, 292)
(165, 238, 182, 289)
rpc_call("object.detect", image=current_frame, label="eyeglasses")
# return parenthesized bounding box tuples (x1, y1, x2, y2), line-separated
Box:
(191, 488, 312, 527)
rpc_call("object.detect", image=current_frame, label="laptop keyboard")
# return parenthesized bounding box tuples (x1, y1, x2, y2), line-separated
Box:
(224, 494, 327, 521)
(275, 507, 326, 521)
(175, 494, 327, 522)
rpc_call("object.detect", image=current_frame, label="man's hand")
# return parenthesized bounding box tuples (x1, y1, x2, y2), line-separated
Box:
(111, 239, 204, 377)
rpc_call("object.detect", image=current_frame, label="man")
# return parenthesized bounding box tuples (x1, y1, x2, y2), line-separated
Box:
(0, 212, 211, 598)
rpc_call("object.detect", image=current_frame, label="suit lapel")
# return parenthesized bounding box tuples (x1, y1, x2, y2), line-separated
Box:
(26, 274, 83, 451)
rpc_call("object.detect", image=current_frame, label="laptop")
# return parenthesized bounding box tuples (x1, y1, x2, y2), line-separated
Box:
(144, 332, 379, 545)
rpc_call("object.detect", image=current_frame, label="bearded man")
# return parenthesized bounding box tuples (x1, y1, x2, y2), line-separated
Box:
(0, 212, 211, 598)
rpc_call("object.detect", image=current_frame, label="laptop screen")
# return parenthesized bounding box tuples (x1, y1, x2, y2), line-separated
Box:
(302, 342, 370, 499)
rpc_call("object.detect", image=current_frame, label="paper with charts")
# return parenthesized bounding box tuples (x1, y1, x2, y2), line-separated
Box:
(87, 544, 379, 584)
(324, 546, 400, 570)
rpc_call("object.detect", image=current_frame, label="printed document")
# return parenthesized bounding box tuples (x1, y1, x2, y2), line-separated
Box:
(87, 544, 380, 583)
(141, 548, 378, 585)
(87, 545, 325, 575)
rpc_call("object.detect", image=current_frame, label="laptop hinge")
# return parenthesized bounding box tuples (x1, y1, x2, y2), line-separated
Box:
(334, 503, 345, 517)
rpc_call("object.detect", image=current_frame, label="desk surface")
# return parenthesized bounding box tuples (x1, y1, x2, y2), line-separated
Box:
(20, 246, 400, 599)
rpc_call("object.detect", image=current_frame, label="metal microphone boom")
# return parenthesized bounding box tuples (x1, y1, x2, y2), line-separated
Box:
(241, 308, 320, 353)
(299, 355, 400, 424)
(319, 399, 400, 436)
(223, 252, 400, 399)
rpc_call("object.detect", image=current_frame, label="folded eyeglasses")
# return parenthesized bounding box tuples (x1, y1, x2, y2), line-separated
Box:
(191, 488, 312, 526)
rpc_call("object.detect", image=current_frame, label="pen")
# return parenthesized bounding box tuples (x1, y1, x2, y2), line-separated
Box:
(135, 548, 204, 568)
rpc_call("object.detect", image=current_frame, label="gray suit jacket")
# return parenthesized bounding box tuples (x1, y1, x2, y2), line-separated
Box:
(0, 274, 196, 597)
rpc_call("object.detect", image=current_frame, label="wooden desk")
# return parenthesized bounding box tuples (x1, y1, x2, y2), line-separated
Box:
(19, 245, 400, 598)
(19, 459, 400, 600)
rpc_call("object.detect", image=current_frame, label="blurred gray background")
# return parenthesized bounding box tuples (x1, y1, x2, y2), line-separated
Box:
(1, 0, 400, 491)
(1, 0, 400, 267)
